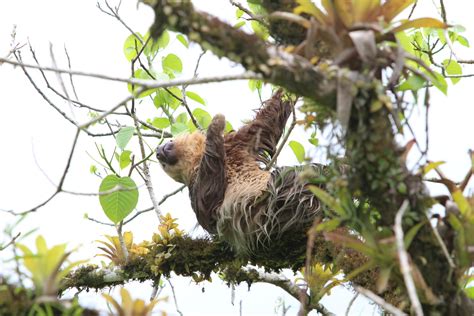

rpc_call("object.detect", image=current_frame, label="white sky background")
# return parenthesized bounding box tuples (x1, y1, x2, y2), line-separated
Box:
(0, 1, 473, 315)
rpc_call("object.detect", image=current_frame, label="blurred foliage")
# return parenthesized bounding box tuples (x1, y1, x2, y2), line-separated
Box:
(102, 288, 166, 316)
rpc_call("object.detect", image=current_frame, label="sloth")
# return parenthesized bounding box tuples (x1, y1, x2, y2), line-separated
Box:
(156, 90, 322, 254)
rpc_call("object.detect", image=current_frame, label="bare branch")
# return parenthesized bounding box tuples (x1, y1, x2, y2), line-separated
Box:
(167, 278, 184, 316)
(64, 45, 79, 100)
(49, 43, 75, 119)
(345, 293, 359, 316)
(427, 214, 456, 269)
(243, 269, 334, 316)
(229, 0, 269, 26)
(98, 0, 143, 44)
(0, 232, 21, 251)
(0, 57, 261, 92)
(354, 286, 406, 316)
(3, 129, 80, 216)
(394, 200, 423, 316)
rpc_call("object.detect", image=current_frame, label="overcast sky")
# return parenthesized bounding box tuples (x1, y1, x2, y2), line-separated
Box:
(0, 1, 473, 315)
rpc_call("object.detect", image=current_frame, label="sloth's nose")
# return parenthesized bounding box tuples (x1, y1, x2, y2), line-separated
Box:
(156, 141, 177, 164)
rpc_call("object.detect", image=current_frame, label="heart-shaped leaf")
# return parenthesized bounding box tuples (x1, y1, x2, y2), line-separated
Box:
(99, 175, 139, 223)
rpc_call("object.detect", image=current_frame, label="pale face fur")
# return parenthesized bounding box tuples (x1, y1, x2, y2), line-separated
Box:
(160, 132, 205, 185)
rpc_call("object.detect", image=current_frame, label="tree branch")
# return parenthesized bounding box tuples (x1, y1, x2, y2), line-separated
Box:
(147, 0, 337, 106)
(354, 286, 406, 316)
(394, 200, 423, 316)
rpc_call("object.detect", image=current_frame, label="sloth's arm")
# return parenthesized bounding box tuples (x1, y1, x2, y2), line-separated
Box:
(191, 114, 227, 232)
(235, 90, 292, 163)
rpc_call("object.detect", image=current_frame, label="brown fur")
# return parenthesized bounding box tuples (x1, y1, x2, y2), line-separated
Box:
(157, 91, 321, 253)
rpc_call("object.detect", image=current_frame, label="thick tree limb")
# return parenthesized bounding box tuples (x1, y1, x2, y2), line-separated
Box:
(147, 0, 337, 106)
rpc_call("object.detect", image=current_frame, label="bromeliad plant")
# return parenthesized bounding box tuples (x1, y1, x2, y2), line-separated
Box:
(291, 0, 448, 59)
(17, 235, 87, 297)
(96, 231, 150, 266)
(102, 287, 166, 316)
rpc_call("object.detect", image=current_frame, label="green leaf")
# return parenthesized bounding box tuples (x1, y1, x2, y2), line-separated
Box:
(116, 127, 135, 150)
(119, 150, 132, 170)
(250, 21, 269, 40)
(186, 91, 206, 105)
(427, 71, 448, 95)
(452, 189, 473, 217)
(248, 0, 266, 14)
(466, 286, 474, 299)
(157, 30, 170, 49)
(308, 137, 319, 146)
(176, 34, 189, 48)
(192, 108, 212, 129)
(99, 175, 139, 224)
(90, 165, 98, 174)
(144, 30, 170, 57)
(395, 31, 416, 56)
(289, 140, 305, 163)
(225, 121, 234, 133)
(422, 161, 445, 175)
(162, 53, 183, 74)
(456, 35, 470, 47)
(404, 221, 425, 248)
(171, 122, 188, 136)
(123, 33, 144, 62)
(128, 69, 158, 98)
(316, 218, 341, 232)
(154, 86, 182, 110)
(233, 21, 246, 29)
(398, 75, 426, 92)
(236, 8, 244, 18)
(443, 59, 462, 84)
(176, 112, 188, 124)
(152, 117, 170, 129)
(248, 79, 263, 92)
(309, 186, 346, 217)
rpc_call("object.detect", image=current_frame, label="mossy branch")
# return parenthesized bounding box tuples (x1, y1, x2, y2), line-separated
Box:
(146, 0, 336, 106)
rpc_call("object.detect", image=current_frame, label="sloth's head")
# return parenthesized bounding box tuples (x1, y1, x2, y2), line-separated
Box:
(156, 132, 205, 185)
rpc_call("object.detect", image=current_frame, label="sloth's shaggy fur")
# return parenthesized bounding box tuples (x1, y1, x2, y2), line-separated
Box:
(157, 91, 322, 254)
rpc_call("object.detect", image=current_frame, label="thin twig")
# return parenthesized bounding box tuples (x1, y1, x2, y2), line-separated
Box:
(0, 232, 21, 251)
(57, 129, 80, 190)
(0, 57, 261, 92)
(354, 286, 406, 316)
(427, 214, 456, 269)
(167, 278, 184, 316)
(394, 200, 423, 316)
(6, 129, 80, 216)
(345, 292, 359, 316)
(245, 268, 334, 316)
(64, 45, 79, 100)
(229, 0, 269, 26)
(408, 1, 418, 19)
(49, 43, 75, 119)
(98, 0, 144, 44)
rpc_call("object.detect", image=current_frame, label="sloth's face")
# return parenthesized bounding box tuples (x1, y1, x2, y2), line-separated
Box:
(156, 132, 205, 185)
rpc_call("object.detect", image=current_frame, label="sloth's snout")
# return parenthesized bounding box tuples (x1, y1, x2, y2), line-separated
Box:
(156, 141, 178, 165)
